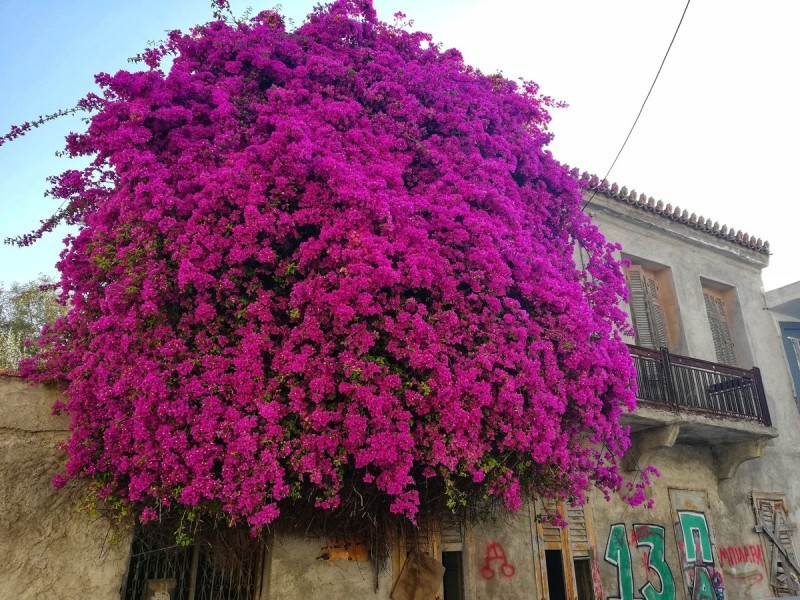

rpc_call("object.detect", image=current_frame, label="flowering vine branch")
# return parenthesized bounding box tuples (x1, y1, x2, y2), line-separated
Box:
(12, 0, 650, 543)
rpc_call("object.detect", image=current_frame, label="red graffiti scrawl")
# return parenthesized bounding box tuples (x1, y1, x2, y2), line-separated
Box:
(481, 542, 515, 580)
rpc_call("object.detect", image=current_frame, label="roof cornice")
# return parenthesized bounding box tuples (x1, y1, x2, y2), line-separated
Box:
(568, 168, 770, 256)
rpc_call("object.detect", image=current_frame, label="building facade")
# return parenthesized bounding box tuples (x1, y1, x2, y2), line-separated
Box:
(2, 176, 799, 600)
(573, 176, 798, 600)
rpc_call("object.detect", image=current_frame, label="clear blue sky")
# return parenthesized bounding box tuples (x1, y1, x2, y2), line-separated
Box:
(2, 1, 797, 289)
(0, 0, 449, 286)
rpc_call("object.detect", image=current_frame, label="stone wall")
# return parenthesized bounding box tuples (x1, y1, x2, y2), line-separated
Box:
(0, 374, 130, 600)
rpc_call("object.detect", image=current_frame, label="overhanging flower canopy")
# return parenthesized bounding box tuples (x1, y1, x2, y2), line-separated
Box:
(20, 0, 645, 533)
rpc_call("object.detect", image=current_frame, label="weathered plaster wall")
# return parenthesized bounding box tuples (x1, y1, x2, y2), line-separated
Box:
(590, 445, 775, 600)
(267, 534, 393, 599)
(718, 455, 796, 599)
(0, 375, 130, 600)
(467, 507, 537, 600)
(587, 192, 800, 600)
(261, 507, 539, 600)
(589, 197, 800, 447)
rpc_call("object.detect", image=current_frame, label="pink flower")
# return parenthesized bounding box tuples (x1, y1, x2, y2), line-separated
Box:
(19, 0, 643, 533)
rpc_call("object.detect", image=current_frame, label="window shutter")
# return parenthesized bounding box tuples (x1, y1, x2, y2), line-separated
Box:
(644, 273, 668, 349)
(535, 502, 594, 556)
(703, 291, 737, 365)
(566, 505, 591, 558)
(762, 503, 797, 563)
(439, 517, 463, 546)
(626, 266, 668, 349)
(754, 496, 800, 595)
(541, 520, 564, 547)
(541, 503, 591, 556)
(535, 501, 596, 600)
(539, 499, 566, 549)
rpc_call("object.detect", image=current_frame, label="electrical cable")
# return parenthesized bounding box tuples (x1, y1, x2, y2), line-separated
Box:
(582, 0, 691, 211)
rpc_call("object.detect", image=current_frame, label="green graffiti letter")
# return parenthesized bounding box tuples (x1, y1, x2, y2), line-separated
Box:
(691, 567, 716, 600)
(605, 523, 634, 600)
(634, 524, 676, 600)
(678, 511, 713, 564)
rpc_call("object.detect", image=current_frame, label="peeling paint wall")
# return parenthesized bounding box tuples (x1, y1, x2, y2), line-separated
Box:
(591, 447, 720, 600)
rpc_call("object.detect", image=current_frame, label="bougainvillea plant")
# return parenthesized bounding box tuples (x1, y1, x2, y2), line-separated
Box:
(7, 0, 652, 542)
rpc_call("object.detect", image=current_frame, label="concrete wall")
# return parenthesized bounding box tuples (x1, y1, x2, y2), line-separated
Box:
(0, 374, 131, 600)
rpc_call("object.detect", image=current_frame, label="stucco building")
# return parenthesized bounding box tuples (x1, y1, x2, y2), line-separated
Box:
(2, 174, 798, 600)
(571, 174, 797, 600)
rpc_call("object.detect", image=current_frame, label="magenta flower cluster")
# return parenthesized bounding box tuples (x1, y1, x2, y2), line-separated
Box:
(25, 0, 643, 529)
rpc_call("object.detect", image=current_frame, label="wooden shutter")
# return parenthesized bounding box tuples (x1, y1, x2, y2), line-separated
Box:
(540, 520, 564, 548)
(703, 290, 737, 365)
(626, 266, 668, 349)
(538, 502, 591, 555)
(758, 500, 796, 560)
(644, 274, 669, 349)
(538, 499, 566, 550)
(754, 496, 800, 595)
(566, 505, 591, 558)
(535, 501, 596, 598)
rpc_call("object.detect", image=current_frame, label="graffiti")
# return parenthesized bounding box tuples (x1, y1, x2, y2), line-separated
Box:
(678, 512, 714, 564)
(591, 557, 605, 599)
(605, 524, 634, 600)
(719, 544, 765, 597)
(635, 524, 676, 600)
(675, 511, 725, 600)
(723, 565, 763, 598)
(480, 542, 515, 580)
(640, 550, 651, 573)
(604, 523, 675, 600)
(718, 544, 764, 569)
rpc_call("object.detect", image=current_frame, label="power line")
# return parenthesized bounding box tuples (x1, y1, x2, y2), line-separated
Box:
(582, 0, 691, 211)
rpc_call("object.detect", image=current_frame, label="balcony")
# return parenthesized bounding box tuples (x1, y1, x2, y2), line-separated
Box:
(622, 345, 778, 479)
(628, 344, 771, 425)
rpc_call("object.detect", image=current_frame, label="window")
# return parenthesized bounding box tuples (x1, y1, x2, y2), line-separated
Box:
(545, 549, 568, 600)
(440, 522, 464, 600)
(536, 501, 597, 600)
(442, 550, 464, 600)
(702, 287, 737, 365)
(779, 322, 800, 399)
(625, 264, 669, 349)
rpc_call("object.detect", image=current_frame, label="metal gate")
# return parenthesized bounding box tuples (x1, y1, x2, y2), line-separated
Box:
(122, 526, 263, 600)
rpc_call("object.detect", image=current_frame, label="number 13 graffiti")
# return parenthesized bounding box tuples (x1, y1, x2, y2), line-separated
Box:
(605, 523, 676, 600)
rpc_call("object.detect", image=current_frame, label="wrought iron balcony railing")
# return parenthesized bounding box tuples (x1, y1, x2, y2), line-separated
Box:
(627, 344, 771, 426)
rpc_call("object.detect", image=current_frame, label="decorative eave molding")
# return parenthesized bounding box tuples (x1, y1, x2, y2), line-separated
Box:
(567, 168, 770, 256)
